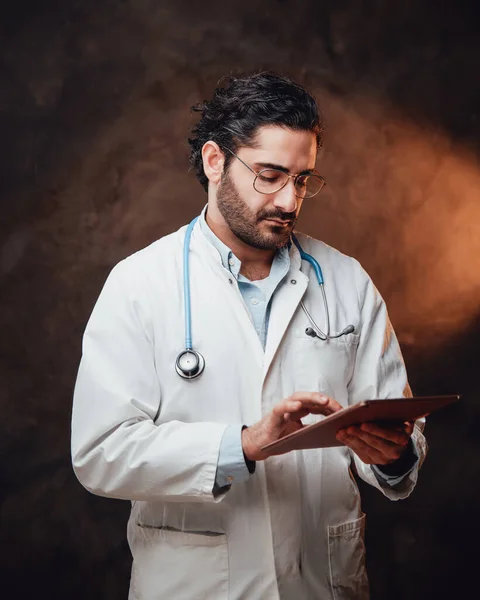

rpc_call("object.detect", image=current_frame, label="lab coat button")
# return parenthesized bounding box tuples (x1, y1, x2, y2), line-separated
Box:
(228, 278, 233, 284)
(290, 279, 297, 284)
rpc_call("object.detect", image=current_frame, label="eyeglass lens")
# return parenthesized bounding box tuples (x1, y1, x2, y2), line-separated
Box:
(254, 169, 324, 198)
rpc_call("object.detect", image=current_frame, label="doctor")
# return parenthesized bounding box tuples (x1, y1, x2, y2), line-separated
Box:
(72, 72, 426, 599)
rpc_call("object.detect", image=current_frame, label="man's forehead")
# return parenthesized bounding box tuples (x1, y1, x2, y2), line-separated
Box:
(241, 125, 317, 170)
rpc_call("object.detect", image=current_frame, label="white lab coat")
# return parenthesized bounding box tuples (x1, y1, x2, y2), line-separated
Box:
(71, 220, 427, 600)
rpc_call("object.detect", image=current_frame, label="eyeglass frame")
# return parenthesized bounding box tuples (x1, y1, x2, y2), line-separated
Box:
(222, 147, 326, 199)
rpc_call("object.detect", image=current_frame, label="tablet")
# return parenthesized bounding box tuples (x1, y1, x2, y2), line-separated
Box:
(261, 395, 460, 455)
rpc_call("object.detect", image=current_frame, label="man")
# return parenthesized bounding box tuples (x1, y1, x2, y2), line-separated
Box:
(72, 72, 426, 599)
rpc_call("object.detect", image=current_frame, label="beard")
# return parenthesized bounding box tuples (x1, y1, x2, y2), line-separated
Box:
(216, 171, 298, 250)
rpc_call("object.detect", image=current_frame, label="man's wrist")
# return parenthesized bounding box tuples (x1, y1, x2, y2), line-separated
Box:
(375, 438, 417, 477)
(241, 426, 257, 471)
(243, 452, 256, 474)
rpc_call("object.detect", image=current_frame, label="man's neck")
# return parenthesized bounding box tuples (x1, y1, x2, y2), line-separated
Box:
(205, 210, 276, 279)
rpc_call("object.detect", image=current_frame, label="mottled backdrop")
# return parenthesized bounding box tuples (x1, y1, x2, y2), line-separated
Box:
(1, 0, 479, 598)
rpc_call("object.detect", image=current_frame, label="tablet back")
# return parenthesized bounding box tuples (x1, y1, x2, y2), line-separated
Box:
(261, 395, 460, 455)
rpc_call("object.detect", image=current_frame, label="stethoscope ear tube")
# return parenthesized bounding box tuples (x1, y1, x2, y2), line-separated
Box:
(305, 324, 355, 340)
(293, 234, 355, 341)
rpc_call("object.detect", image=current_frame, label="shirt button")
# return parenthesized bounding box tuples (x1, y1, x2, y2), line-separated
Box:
(251, 298, 259, 305)
(226, 476, 234, 483)
(228, 258, 235, 266)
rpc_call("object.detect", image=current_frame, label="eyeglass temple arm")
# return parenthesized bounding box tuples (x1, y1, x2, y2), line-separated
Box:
(223, 147, 258, 176)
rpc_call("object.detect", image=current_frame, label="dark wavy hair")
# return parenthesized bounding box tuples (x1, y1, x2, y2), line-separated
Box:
(188, 72, 324, 192)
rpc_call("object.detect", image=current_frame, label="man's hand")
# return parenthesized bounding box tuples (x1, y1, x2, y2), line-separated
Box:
(242, 392, 343, 462)
(336, 421, 414, 465)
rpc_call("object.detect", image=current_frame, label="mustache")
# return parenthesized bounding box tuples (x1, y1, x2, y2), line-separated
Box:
(257, 209, 297, 222)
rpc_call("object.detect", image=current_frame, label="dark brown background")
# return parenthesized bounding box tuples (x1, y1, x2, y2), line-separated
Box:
(1, 1, 479, 598)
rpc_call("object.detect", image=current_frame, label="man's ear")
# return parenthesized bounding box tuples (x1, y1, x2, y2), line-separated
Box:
(202, 141, 225, 185)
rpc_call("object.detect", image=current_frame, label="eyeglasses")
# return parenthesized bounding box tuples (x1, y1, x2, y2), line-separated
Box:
(223, 148, 326, 199)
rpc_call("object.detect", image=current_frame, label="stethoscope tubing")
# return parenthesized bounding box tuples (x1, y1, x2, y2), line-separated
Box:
(292, 234, 330, 339)
(176, 217, 353, 378)
(291, 235, 324, 284)
(183, 217, 198, 351)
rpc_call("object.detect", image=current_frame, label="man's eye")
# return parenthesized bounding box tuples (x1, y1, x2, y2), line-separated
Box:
(260, 175, 279, 182)
(259, 173, 281, 183)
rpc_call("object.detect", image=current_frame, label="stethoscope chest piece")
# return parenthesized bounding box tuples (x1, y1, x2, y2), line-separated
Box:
(175, 349, 205, 379)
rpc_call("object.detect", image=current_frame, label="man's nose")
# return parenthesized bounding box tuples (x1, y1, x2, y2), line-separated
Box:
(273, 179, 298, 213)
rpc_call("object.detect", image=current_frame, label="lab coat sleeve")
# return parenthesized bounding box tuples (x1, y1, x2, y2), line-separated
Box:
(215, 425, 252, 489)
(347, 260, 427, 501)
(71, 261, 228, 503)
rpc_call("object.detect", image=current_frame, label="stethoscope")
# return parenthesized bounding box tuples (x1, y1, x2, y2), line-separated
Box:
(175, 217, 355, 379)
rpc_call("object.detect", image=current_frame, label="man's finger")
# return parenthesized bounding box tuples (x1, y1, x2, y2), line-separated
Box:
(290, 392, 343, 416)
(272, 399, 302, 422)
(340, 427, 406, 462)
(272, 393, 343, 426)
(272, 398, 316, 425)
(283, 408, 311, 422)
(359, 422, 411, 446)
(337, 432, 385, 464)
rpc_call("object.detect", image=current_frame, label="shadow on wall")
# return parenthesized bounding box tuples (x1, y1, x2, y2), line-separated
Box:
(299, 90, 480, 346)
(360, 309, 480, 600)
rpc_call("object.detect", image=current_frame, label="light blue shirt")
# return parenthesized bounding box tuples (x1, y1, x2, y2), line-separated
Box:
(198, 211, 417, 490)
(199, 211, 290, 489)
(199, 211, 290, 349)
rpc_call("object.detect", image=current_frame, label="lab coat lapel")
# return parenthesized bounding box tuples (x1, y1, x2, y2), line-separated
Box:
(263, 245, 308, 378)
(190, 220, 266, 366)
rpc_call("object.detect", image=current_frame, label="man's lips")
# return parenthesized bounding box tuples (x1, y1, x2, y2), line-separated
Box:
(262, 218, 293, 226)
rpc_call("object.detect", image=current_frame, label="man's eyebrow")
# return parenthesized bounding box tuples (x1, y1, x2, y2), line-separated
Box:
(254, 162, 315, 175)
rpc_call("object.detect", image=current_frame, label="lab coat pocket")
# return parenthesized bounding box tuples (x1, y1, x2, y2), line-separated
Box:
(327, 514, 369, 600)
(129, 524, 229, 600)
(291, 333, 360, 403)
